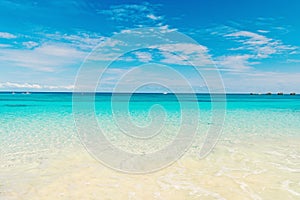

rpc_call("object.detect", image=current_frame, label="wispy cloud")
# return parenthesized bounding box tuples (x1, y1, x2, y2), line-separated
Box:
(89, 40, 212, 67)
(213, 29, 300, 72)
(118, 25, 177, 35)
(225, 30, 297, 59)
(257, 30, 269, 33)
(146, 14, 161, 21)
(152, 43, 211, 66)
(45, 32, 105, 50)
(0, 30, 113, 75)
(97, 2, 164, 27)
(226, 31, 270, 45)
(0, 32, 17, 39)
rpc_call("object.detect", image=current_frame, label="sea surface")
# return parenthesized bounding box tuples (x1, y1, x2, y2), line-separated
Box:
(0, 92, 300, 199)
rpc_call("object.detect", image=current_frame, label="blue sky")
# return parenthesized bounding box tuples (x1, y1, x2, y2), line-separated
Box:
(0, 0, 300, 92)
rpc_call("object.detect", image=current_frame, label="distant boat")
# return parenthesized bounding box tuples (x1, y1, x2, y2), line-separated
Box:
(11, 91, 15, 95)
(163, 92, 168, 95)
(277, 92, 283, 95)
(290, 92, 296, 95)
(23, 91, 31, 95)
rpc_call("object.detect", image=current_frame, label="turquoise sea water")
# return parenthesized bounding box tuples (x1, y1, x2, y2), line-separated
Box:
(1, 92, 300, 199)
(1, 92, 300, 165)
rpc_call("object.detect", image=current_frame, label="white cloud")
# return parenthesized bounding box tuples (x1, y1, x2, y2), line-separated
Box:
(0, 43, 86, 72)
(0, 32, 17, 39)
(219, 30, 299, 72)
(225, 30, 297, 59)
(22, 41, 39, 48)
(216, 55, 253, 71)
(134, 51, 152, 62)
(81, 31, 212, 65)
(44, 84, 74, 90)
(147, 14, 160, 20)
(117, 25, 177, 36)
(151, 43, 211, 66)
(257, 30, 269, 33)
(120, 29, 132, 34)
(0, 30, 114, 73)
(159, 51, 190, 66)
(45, 32, 105, 50)
(97, 2, 164, 27)
(0, 82, 42, 89)
(225, 31, 270, 45)
(158, 25, 177, 33)
(155, 43, 208, 54)
(83, 38, 129, 61)
(98, 4, 148, 21)
(0, 82, 74, 90)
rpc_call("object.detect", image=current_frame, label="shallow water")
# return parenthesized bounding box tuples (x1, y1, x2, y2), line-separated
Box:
(0, 93, 300, 199)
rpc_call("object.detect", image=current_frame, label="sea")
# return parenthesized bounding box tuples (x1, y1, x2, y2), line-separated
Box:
(0, 92, 299, 199)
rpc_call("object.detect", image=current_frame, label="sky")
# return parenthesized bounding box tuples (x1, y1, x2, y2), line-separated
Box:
(0, 0, 300, 93)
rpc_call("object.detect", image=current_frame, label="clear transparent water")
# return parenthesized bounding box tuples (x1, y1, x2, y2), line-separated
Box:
(0, 93, 299, 199)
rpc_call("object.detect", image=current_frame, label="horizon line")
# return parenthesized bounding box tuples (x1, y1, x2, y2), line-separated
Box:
(0, 91, 297, 95)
